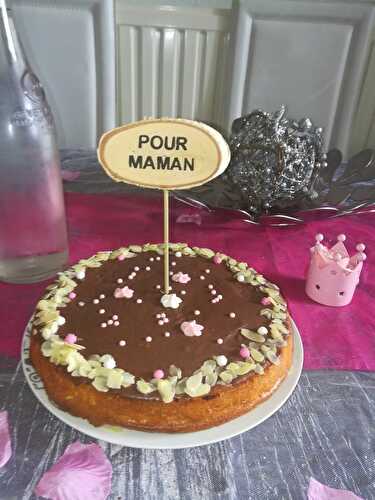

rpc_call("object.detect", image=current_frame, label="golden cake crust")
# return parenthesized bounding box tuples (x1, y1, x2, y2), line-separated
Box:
(30, 325, 293, 432)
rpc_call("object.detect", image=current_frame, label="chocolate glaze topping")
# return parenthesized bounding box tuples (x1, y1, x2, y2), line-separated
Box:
(56, 252, 269, 396)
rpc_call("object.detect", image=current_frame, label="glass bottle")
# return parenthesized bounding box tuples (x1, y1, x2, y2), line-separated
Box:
(0, 1, 68, 283)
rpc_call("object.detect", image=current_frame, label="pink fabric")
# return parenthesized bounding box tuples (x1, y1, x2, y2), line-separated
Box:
(0, 192, 374, 370)
(308, 477, 363, 500)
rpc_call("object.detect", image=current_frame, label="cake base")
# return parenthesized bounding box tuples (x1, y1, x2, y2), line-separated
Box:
(30, 330, 293, 433)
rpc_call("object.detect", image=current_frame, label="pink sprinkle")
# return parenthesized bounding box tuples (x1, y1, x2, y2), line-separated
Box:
(153, 369, 164, 379)
(134, 266, 140, 271)
(118, 254, 126, 261)
(146, 336, 152, 342)
(171, 261, 176, 266)
(99, 309, 105, 314)
(146, 266, 151, 271)
(112, 315, 118, 320)
(164, 332, 170, 337)
(156, 314, 161, 319)
(240, 346, 250, 358)
(101, 322, 107, 328)
(136, 298, 143, 304)
(213, 254, 222, 264)
(229, 312, 236, 318)
(164, 318, 169, 323)
(211, 290, 217, 295)
(181, 290, 186, 295)
(114, 286, 134, 299)
(128, 275, 134, 280)
(68, 292, 77, 300)
(93, 299, 99, 304)
(158, 320, 164, 326)
(211, 298, 218, 303)
(119, 340, 126, 346)
(217, 338, 223, 344)
(149, 257, 154, 262)
(117, 278, 123, 284)
(99, 294, 105, 299)
(65, 334, 77, 344)
(78, 301, 85, 307)
(108, 320, 114, 325)
(208, 284, 214, 290)
(156, 285, 161, 290)
(114, 321, 120, 326)
(161, 313, 166, 318)
(200, 275, 205, 280)
(205, 269, 210, 274)
(261, 297, 271, 306)
(194, 310, 200, 316)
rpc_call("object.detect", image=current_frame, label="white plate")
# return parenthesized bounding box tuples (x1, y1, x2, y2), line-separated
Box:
(22, 319, 303, 449)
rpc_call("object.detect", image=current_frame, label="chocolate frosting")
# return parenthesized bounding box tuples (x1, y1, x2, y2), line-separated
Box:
(57, 252, 269, 396)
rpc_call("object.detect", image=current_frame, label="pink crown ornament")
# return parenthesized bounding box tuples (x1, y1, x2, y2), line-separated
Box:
(305, 233, 366, 306)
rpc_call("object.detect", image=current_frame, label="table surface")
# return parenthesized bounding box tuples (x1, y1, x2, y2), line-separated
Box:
(0, 150, 374, 500)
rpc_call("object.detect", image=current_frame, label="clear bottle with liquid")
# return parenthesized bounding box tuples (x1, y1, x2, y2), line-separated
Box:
(0, 1, 68, 283)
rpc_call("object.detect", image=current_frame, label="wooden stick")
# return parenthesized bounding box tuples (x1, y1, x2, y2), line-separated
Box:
(163, 189, 169, 294)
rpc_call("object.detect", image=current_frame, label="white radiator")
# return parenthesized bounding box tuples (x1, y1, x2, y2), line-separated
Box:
(116, 4, 231, 132)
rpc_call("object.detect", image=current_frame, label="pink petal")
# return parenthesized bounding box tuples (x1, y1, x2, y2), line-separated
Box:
(0, 411, 11, 468)
(35, 442, 112, 500)
(61, 169, 81, 182)
(308, 478, 363, 500)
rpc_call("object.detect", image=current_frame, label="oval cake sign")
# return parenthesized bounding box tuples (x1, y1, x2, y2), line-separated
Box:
(97, 118, 231, 190)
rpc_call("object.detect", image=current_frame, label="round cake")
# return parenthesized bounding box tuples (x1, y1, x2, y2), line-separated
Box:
(30, 243, 293, 432)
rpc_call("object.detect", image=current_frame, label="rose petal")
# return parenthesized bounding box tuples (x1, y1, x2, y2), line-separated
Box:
(308, 478, 363, 500)
(34, 442, 112, 500)
(0, 411, 11, 468)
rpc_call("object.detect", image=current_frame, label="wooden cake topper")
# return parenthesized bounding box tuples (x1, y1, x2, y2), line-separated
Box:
(98, 118, 231, 296)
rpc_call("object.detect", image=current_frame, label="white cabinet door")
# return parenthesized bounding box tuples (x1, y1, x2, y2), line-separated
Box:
(226, 0, 375, 158)
(12, 0, 116, 149)
(116, 3, 231, 130)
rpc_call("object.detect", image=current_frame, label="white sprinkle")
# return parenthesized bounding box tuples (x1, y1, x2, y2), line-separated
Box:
(117, 278, 123, 284)
(128, 275, 134, 280)
(136, 298, 143, 304)
(257, 326, 268, 335)
(164, 332, 170, 337)
(158, 320, 164, 326)
(217, 338, 223, 344)
(200, 275, 205, 280)
(57, 316, 66, 326)
(205, 269, 210, 274)
(175, 251, 182, 257)
(99, 294, 105, 299)
(237, 274, 245, 282)
(114, 321, 120, 326)
(146, 336, 152, 342)
(218, 294, 223, 300)
(169, 271, 173, 276)
(211, 298, 218, 303)
(164, 318, 169, 323)
(211, 290, 217, 295)
(229, 312, 236, 318)
(146, 266, 151, 271)
(119, 340, 126, 346)
(156, 313, 161, 319)
(134, 266, 140, 272)
(99, 309, 105, 314)
(171, 261, 176, 266)
(102, 355, 116, 369)
(161, 313, 166, 318)
(101, 322, 107, 328)
(93, 299, 99, 304)
(181, 290, 186, 295)
(112, 315, 118, 320)
(108, 319, 114, 325)
(216, 355, 228, 367)
(156, 285, 161, 290)
(168, 286, 172, 291)
(78, 301, 85, 307)
(76, 270, 85, 280)
(208, 284, 214, 290)
(194, 310, 200, 316)
(156, 256, 161, 261)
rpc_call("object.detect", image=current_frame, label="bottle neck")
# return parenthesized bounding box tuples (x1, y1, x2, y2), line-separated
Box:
(0, 0, 28, 68)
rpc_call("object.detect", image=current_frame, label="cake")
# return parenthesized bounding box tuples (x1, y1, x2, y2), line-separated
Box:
(30, 243, 293, 432)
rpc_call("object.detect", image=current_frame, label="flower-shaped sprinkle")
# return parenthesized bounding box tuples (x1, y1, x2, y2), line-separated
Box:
(114, 286, 134, 299)
(161, 294, 182, 309)
(172, 272, 191, 284)
(181, 320, 204, 337)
